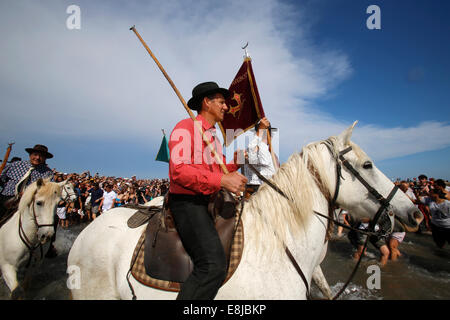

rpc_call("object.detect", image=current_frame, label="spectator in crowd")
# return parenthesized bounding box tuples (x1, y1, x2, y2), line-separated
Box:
(399, 180, 417, 203)
(9, 157, 21, 163)
(413, 175, 432, 231)
(347, 217, 390, 267)
(56, 199, 69, 229)
(435, 179, 450, 200)
(83, 182, 93, 221)
(77, 181, 88, 221)
(419, 188, 450, 248)
(335, 208, 350, 238)
(89, 183, 103, 220)
(388, 180, 418, 260)
(416, 174, 431, 196)
(99, 184, 117, 213)
(125, 186, 138, 205)
(242, 117, 276, 199)
(113, 188, 126, 207)
(141, 187, 153, 204)
(71, 181, 83, 222)
(388, 231, 405, 261)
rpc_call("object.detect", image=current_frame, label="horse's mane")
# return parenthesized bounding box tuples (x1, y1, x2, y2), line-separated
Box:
(243, 136, 369, 257)
(243, 140, 325, 256)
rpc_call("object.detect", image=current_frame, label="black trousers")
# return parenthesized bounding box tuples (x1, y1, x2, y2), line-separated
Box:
(169, 193, 227, 300)
(430, 222, 450, 248)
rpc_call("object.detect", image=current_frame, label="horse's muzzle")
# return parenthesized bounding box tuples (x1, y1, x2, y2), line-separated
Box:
(396, 208, 423, 232)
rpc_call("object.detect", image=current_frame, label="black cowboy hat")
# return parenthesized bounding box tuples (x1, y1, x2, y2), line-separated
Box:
(187, 82, 230, 111)
(25, 144, 53, 159)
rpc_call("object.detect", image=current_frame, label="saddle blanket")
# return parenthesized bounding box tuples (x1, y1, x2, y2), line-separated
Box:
(129, 216, 244, 292)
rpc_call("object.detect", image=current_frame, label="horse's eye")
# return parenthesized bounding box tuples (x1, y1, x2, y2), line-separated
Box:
(36, 201, 44, 206)
(363, 161, 373, 169)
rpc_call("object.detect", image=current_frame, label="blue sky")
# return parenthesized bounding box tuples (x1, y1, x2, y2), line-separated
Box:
(0, 0, 449, 180)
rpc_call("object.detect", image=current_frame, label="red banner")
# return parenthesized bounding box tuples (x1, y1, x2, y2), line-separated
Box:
(218, 58, 265, 146)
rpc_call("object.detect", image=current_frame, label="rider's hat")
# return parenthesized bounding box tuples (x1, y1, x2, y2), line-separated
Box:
(187, 82, 230, 111)
(25, 144, 53, 159)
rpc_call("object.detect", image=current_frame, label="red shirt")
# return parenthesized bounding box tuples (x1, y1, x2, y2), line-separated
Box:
(168, 114, 239, 195)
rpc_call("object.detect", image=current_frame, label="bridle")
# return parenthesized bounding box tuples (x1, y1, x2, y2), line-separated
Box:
(245, 139, 400, 300)
(61, 183, 76, 203)
(320, 141, 399, 237)
(317, 141, 400, 299)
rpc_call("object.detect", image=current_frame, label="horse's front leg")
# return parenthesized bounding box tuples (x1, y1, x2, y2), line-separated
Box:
(312, 244, 332, 300)
(1, 264, 24, 299)
(312, 265, 333, 300)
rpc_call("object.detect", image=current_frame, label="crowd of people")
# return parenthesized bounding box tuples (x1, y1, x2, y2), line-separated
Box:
(52, 171, 169, 228)
(334, 174, 450, 266)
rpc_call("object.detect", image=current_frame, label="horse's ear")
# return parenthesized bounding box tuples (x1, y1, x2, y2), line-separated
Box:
(338, 121, 358, 146)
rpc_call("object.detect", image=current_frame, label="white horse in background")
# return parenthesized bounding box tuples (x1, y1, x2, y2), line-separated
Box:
(68, 123, 423, 300)
(0, 179, 76, 299)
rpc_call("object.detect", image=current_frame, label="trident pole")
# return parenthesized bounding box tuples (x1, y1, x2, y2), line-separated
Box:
(0, 142, 14, 175)
(130, 25, 229, 174)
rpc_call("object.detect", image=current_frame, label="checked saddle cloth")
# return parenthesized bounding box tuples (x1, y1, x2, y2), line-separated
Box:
(127, 201, 244, 292)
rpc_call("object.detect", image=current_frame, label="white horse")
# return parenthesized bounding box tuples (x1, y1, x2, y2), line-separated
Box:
(0, 178, 76, 299)
(68, 123, 423, 300)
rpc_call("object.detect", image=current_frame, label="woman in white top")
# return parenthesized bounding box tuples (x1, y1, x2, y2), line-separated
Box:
(243, 118, 276, 184)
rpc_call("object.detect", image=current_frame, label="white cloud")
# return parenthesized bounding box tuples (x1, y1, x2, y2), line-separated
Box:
(0, 0, 448, 168)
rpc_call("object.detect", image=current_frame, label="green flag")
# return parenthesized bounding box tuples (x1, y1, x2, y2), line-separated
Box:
(155, 134, 170, 163)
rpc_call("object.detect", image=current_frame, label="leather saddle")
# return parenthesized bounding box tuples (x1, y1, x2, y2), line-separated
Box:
(136, 191, 240, 283)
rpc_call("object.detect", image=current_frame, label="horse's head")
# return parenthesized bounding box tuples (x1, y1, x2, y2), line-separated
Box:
(60, 179, 77, 202)
(329, 122, 423, 233)
(20, 178, 62, 244)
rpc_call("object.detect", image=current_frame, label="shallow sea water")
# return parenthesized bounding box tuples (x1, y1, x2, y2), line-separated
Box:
(1, 223, 449, 300)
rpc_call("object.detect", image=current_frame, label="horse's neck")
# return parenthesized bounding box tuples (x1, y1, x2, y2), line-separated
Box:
(243, 147, 338, 279)
(243, 156, 331, 258)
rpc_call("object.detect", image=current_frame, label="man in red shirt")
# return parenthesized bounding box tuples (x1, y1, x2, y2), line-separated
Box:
(168, 81, 247, 300)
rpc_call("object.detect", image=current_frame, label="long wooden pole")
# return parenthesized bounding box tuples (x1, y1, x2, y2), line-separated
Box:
(0, 143, 14, 175)
(130, 26, 229, 174)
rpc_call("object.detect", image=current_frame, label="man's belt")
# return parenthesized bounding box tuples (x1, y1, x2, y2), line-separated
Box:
(169, 193, 211, 204)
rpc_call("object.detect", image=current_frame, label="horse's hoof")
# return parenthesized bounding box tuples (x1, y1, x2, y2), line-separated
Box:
(11, 286, 25, 300)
